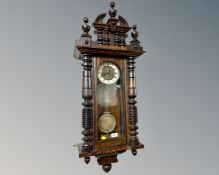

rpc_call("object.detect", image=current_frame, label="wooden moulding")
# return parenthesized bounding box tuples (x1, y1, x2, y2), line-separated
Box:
(77, 143, 144, 158)
(129, 142, 144, 150)
(76, 45, 145, 58)
(97, 155, 118, 165)
(77, 143, 128, 158)
(76, 41, 145, 58)
(77, 144, 95, 158)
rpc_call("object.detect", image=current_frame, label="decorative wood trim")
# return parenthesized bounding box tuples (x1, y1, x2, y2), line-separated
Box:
(81, 54, 94, 151)
(74, 1, 145, 172)
(128, 57, 139, 148)
(75, 45, 145, 58)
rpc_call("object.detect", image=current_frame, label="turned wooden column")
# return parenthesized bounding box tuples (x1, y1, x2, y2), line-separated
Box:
(81, 54, 93, 151)
(80, 17, 93, 152)
(128, 57, 139, 148)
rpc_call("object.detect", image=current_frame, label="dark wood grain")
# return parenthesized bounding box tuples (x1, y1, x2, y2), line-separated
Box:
(81, 54, 93, 152)
(74, 1, 145, 172)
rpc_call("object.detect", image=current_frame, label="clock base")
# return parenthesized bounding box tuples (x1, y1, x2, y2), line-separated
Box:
(97, 155, 118, 166)
(102, 164, 112, 173)
(76, 142, 144, 172)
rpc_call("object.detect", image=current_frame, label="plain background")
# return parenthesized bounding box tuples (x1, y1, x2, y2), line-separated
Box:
(0, 0, 218, 175)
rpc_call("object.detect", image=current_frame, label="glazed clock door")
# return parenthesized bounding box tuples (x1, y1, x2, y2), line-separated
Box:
(94, 58, 127, 149)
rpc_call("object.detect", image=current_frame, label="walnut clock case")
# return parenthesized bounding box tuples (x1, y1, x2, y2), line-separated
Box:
(73, 2, 145, 172)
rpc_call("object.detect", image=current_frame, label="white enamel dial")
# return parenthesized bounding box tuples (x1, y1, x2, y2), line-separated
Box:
(98, 62, 120, 85)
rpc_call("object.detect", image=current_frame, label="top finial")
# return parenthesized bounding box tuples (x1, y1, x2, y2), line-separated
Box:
(81, 17, 90, 37)
(83, 17, 89, 24)
(110, 1, 115, 8)
(131, 25, 139, 41)
(109, 1, 117, 18)
(82, 17, 90, 33)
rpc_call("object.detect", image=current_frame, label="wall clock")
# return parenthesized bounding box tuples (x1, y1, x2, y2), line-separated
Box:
(73, 2, 145, 172)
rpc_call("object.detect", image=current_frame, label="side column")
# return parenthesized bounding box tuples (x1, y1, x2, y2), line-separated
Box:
(81, 54, 93, 152)
(128, 57, 139, 150)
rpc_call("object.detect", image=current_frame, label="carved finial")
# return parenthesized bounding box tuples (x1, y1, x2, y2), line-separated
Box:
(84, 157, 90, 164)
(131, 25, 139, 41)
(110, 1, 115, 8)
(109, 1, 117, 18)
(102, 164, 112, 172)
(81, 17, 90, 37)
(132, 149, 137, 156)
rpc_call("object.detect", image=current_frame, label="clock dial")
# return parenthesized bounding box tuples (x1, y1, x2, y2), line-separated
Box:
(98, 112, 116, 134)
(98, 63, 120, 85)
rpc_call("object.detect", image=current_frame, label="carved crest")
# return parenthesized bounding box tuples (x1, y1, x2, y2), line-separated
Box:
(74, 2, 145, 59)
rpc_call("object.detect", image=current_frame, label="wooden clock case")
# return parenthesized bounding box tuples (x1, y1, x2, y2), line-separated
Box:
(74, 2, 145, 172)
